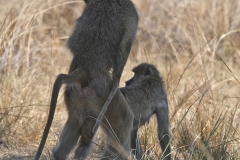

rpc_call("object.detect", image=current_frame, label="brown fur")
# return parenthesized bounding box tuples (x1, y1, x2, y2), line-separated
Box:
(52, 85, 134, 160)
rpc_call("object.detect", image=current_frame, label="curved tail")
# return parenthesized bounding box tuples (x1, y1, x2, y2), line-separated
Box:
(34, 73, 80, 160)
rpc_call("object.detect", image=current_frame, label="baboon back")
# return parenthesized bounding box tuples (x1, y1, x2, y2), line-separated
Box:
(67, 0, 138, 73)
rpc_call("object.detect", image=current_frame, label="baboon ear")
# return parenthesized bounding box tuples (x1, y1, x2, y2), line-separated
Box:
(145, 66, 154, 76)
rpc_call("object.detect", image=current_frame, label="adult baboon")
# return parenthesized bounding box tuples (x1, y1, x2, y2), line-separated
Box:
(52, 85, 134, 160)
(121, 63, 171, 160)
(34, 0, 138, 159)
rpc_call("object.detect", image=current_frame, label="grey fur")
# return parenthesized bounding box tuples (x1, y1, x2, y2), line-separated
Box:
(122, 63, 171, 160)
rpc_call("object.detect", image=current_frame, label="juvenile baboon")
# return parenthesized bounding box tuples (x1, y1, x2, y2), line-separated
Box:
(122, 63, 171, 160)
(52, 85, 134, 160)
(34, 0, 138, 159)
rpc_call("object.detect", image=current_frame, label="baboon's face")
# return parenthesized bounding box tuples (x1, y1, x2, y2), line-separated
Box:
(125, 77, 134, 86)
(125, 71, 142, 86)
(125, 66, 154, 86)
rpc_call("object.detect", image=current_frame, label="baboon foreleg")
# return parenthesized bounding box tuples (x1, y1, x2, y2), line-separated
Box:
(160, 135, 171, 160)
(131, 129, 142, 160)
(156, 106, 171, 160)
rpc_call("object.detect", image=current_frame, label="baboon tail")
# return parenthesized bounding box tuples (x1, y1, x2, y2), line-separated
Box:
(34, 73, 80, 160)
(34, 75, 64, 160)
(92, 80, 119, 134)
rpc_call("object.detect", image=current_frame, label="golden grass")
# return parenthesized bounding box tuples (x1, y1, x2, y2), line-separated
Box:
(0, 0, 240, 159)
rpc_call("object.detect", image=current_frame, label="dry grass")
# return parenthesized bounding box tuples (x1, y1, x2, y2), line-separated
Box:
(0, 0, 240, 159)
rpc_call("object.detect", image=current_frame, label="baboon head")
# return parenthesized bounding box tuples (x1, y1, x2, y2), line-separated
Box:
(125, 63, 160, 86)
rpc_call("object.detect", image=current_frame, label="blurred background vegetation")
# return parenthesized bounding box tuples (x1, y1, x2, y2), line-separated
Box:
(0, 0, 240, 159)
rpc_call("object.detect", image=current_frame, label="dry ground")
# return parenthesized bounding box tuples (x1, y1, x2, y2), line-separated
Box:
(0, 0, 240, 159)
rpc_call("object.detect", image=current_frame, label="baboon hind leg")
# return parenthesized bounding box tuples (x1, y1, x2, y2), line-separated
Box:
(102, 112, 134, 159)
(101, 137, 130, 160)
(74, 118, 96, 159)
(52, 116, 83, 160)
